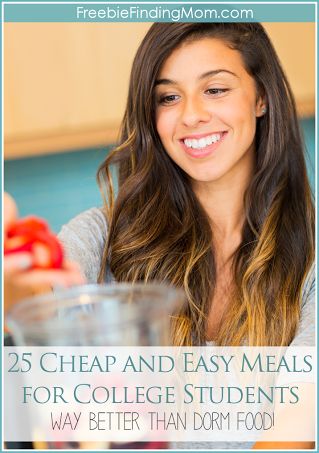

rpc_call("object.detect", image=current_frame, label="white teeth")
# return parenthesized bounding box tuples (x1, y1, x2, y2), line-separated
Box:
(191, 139, 199, 149)
(183, 133, 222, 149)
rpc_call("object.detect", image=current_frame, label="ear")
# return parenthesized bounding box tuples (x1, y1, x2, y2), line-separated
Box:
(255, 96, 267, 117)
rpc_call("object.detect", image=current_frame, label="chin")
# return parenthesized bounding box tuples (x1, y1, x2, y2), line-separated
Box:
(190, 171, 225, 184)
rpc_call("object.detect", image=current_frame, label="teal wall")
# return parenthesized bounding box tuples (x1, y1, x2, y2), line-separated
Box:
(4, 117, 315, 234)
(4, 147, 108, 233)
(302, 117, 315, 191)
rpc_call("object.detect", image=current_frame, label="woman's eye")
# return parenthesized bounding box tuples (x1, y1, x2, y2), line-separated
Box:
(158, 94, 180, 105)
(205, 88, 229, 96)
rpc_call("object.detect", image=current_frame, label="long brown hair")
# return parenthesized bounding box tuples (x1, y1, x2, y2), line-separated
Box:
(97, 23, 315, 346)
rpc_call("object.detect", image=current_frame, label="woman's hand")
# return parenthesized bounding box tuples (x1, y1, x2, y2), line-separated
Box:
(4, 193, 86, 314)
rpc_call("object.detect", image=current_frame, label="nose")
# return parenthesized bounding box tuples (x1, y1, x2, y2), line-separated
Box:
(180, 96, 211, 128)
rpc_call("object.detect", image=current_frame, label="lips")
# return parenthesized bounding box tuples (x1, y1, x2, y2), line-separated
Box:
(180, 131, 227, 158)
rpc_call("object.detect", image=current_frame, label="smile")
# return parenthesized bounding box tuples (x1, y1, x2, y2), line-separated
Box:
(179, 131, 227, 159)
(183, 133, 223, 150)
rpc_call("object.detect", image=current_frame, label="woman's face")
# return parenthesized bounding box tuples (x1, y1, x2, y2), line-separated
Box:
(155, 37, 265, 187)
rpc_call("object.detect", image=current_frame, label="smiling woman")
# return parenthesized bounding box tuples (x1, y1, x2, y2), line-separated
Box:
(86, 23, 314, 350)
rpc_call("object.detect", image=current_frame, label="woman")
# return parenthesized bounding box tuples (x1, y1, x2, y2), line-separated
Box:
(60, 24, 316, 448)
(59, 22, 315, 347)
(5, 23, 315, 448)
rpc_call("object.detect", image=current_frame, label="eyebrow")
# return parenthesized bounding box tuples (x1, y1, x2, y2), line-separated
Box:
(155, 69, 238, 86)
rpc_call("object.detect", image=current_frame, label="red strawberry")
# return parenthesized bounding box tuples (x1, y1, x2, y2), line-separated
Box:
(7, 216, 49, 238)
(4, 216, 64, 269)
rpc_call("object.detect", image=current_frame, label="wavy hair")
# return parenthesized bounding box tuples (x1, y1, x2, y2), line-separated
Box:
(97, 23, 315, 346)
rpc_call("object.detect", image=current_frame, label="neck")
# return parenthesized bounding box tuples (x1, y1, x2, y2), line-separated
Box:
(195, 181, 247, 238)
(192, 154, 254, 261)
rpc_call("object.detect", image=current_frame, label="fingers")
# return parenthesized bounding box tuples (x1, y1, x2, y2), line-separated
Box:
(4, 254, 87, 313)
(4, 253, 33, 276)
(13, 263, 86, 289)
(4, 252, 85, 285)
(3, 197, 87, 312)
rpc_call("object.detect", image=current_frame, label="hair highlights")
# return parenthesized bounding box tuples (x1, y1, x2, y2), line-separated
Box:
(98, 23, 314, 346)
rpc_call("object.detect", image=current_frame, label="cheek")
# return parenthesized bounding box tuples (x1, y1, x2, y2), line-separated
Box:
(227, 99, 257, 138)
(155, 115, 164, 141)
(156, 110, 176, 143)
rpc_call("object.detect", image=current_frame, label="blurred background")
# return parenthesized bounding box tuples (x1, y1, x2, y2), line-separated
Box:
(4, 23, 315, 233)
